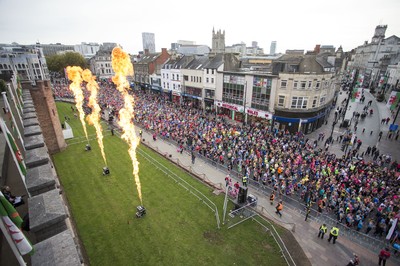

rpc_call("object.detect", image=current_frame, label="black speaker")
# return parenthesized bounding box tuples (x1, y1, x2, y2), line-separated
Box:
(238, 187, 248, 204)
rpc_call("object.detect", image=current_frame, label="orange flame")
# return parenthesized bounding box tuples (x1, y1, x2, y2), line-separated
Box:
(66, 66, 88, 141)
(111, 47, 142, 204)
(82, 69, 107, 165)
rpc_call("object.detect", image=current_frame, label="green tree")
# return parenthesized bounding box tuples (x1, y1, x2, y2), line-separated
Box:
(46, 52, 88, 75)
(0, 79, 7, 93)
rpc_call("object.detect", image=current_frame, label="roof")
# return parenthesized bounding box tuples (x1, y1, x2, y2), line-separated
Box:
(137, 53, 160, 64)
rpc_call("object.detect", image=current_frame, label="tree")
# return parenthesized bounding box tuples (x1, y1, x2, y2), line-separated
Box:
(0, 79, 7, 93)
(46, 52, 88, 75)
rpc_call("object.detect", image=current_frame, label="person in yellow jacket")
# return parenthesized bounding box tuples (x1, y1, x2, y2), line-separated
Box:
(328, 225, 339, 244)
(318, 223, 327, 239)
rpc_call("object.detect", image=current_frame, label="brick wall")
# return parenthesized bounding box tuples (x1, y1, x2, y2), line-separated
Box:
(23, 80, 66, 154)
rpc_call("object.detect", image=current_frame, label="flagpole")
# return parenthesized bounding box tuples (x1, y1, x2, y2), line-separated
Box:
(5, 84, 23, 127)
(2, 92, 25, 149)
(0, 118, 28, 192)
(0, 217, 26, 265)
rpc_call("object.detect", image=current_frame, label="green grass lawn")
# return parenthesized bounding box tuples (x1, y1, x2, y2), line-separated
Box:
(53, 102, 286, 266)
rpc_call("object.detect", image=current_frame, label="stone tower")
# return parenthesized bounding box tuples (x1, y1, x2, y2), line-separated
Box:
(212, 28, 225, 53)
(22, 80, 67, 154)
(371, 25, 387, 44)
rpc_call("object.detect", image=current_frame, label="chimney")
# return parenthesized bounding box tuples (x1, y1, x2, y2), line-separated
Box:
(144, 49, 149, 55)
(161, 48, 167, 54)
(314, 44, 320, 54)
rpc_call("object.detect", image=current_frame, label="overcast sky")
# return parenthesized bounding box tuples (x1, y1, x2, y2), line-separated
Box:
(1, 0, 399, 55)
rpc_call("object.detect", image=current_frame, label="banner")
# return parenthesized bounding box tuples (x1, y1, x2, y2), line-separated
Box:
(351, 88, 361, 102)
(0, 192, 33, 256)
(386, 91, 400, 111)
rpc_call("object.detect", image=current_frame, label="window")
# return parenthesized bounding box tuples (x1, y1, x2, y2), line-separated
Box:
(312, 97, 317, 108)
(211, 78, 214, 83)
(291, 96, 308, 109)
(206, 69, 209, 74)
(173, 84, 175, 90)
(166, 74, 169, 79)
(172, 74, 175, 80)
(300, 81, 306, 89)
(293, 80, 298, 89)
(308, 81, 312, 89)
(206, 77, 209, 83)
(212, 69, 215, 74)
(315, 81, 320, 90)
(320, 96, 326, 105)
(278, 95, 285, 107)
(280, 80, 287, 88)
(163, 82, 165, 88)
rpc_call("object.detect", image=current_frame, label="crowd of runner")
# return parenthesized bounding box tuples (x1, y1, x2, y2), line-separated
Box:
(53, 81, 400, 242)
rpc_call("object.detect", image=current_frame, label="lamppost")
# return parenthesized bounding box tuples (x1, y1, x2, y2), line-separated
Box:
(243, 81, 248, 124)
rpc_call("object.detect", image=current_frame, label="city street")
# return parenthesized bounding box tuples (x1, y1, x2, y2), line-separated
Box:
(307, 87, 400, 162)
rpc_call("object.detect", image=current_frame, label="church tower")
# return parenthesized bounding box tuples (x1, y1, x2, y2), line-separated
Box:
(212, 28, 225, 53)
(371, 25, 387, 44)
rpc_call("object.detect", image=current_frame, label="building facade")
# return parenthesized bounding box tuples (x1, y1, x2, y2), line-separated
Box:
(272, 54, 336, 133)
(74, 42, 101, 59)
(270, 41, 277, 55)
(0, 45, 50, 83)
(134, 48, 170, 91)
(142, 32, 156, 53)
(89, 43, 118, 80)
(350, 25, 400, 88)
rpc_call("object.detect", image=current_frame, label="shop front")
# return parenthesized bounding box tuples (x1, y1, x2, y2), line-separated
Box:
(215, 100, 244, 121)
(273, 105, 331, 134)
(245, 107, 273, 125)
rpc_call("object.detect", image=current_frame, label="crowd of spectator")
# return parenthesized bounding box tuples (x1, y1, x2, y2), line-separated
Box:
(53, 81, 400, 245)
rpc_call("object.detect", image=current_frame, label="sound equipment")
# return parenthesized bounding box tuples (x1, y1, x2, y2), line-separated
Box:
(238, 187, 248, 204)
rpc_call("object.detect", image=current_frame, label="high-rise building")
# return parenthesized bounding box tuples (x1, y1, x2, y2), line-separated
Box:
(142, 32, 156, 53)
(270, 41, 277, 55)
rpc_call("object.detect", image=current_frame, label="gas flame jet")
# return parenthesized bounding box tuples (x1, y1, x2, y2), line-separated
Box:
(111, 47, 142, 204)
(66, 66, 89, 142)
(82, 69, 107, 165)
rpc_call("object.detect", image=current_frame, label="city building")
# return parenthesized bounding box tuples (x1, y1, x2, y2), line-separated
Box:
(270, 41, 277, 55)
(89, 43, 119, 80)
(350, 25, 400, 88)
(0, 44, 50, 83)
(133, 48, 170, 91)
(74, 42, 101, 59)
(176, 44, 210, 56)
(225, 43, 264, 56)
(216, 71, 276, 124)
(272, 53, 336, 133)
(36, 43, 75, 56)
(142, 32, 156, 53)
(161, 54, 193, 102)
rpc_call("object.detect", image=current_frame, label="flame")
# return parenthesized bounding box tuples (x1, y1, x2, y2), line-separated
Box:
(111, 47, 142, 204)
(66, 66, 89, 141)
(82, 69, 107, 165)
